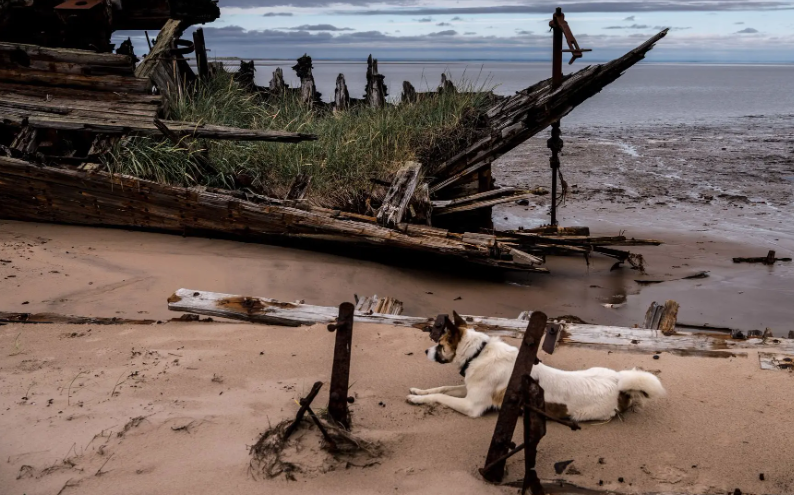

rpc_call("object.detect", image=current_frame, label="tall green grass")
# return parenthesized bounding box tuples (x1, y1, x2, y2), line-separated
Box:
(106, 70, 493, 209)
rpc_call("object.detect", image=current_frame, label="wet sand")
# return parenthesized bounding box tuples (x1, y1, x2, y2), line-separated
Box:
(1, 117, 793, 494)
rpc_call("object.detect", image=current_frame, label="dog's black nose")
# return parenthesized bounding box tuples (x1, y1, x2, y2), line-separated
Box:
(425, 349, 428, 355)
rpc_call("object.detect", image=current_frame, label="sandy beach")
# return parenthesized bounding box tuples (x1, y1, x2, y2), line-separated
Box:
(2, 122, 793, 495)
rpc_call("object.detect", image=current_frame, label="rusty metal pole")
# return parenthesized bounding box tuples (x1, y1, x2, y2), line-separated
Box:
(521, 375, 547, 495)
(480, 312, 548, 482)
(548, 7, 565, 227)
(327, 302, 354, 429)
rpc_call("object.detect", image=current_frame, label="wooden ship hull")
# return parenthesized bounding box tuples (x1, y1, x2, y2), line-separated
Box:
(0, 10, 668, 273)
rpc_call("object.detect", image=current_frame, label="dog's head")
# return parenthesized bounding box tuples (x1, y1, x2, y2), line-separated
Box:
(426, 311, 468, 364)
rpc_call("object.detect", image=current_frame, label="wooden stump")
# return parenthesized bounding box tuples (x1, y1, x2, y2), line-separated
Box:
(365, 55, 386, 108)
(401, 81, 417, 104)
(293, 54, 319, 106)
(269, 67, 286, 94)
(334, 73, 350, 111)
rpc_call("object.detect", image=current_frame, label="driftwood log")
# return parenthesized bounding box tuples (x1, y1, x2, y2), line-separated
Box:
(166, 289, 794, 357)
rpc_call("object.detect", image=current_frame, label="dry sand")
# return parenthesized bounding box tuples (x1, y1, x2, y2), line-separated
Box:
(2, 319, 793, 495)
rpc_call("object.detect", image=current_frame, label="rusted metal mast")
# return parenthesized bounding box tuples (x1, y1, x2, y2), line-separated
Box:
(547, 7, 590, 226)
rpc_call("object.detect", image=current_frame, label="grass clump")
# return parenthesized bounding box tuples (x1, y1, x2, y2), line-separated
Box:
(105, 69, 494, 211)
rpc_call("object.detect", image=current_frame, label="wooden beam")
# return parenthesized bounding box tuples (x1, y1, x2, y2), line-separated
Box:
(377, 162, 422, 228)
(19, 116, 318, 142)
(165, 289, 794, 357)
(434, 192, 542, 216)
(167, 289, 432, 329)
(134, 19, 184, 92)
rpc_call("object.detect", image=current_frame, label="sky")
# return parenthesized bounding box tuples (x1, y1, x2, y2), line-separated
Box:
(115, 0, 794, 62)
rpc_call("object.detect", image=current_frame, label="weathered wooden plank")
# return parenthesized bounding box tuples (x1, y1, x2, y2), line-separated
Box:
(377, 162, 422, 228)
(431, 187, 519, 208)
(0, 42, 135, 67)
(0, 311, 157, 325)
(134, 19, 183, 92)
(434, 192, 541, 216)
(20, 116, 318, 142)
(758, 352, 794, 371)
(0, 68, 149, 93)
(168, 289, 431, 328)
(355, 295, 404, 315)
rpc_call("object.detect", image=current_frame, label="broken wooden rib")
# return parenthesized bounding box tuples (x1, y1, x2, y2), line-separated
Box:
(429, 30, 668, 193)
(21, 116, 319, 142)
(377, 162, 422, 228)
(433, 191, 544, 216)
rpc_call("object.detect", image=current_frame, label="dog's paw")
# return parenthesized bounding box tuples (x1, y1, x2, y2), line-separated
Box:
(409, 388, 426, 395)
(406, 394, 425, 405)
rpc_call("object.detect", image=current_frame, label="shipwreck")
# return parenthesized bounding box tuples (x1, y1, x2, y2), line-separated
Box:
(0, 1, 667, 273)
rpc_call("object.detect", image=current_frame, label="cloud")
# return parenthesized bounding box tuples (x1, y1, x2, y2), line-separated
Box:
(736, 27, 760, 33)
(415, 17, 433, 22)
(451, 16, 463, 21)
(437, 22, 451, 26)
(262, 12, 292, 16)
(515, 29, 533, 35)
(285, 24, 354, 31)
(604, 24, 651, 29)
(624, 15, 636, 21)
(428, 30, 458, 36)
(735, 21, 745, 24)
(464, 31, 476, 35)
(346, 1, 793, 16)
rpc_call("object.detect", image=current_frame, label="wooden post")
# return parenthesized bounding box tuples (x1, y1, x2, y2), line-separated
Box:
(365, 54, 386, 108)
(293, 54, 318, 106)
(193, 27, 209, 79)
(269, 67, 286, 94)
(401, 81, 417, 104)
(327, 302, 355, 429)
(334, 73, 350, 111)
(480, 311, 548, 483)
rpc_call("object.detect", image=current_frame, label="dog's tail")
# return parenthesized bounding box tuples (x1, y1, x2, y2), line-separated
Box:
(617, 368, 666, 399)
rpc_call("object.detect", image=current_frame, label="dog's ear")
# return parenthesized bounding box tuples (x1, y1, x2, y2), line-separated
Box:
(451, 310, 467, 329)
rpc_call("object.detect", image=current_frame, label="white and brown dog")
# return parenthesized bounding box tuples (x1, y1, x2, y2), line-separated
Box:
(407, 312, 665, 421)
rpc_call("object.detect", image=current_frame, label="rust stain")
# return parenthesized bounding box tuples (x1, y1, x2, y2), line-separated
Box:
(218, 296, 265, 315)
(167, 293, 182, 303)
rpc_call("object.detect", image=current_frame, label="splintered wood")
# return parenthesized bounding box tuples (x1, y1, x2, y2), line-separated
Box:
(377, 162, 422, 228)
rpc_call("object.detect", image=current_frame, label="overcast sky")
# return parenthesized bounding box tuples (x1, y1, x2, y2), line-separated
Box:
(116, 0, 794, 62)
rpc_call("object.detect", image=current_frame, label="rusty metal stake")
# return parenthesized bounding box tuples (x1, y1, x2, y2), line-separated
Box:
(283, 381, 323, 440)
(522, 375, 547, 495)
(480, 311, 548, 483)
(327, 302, 355, 429)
